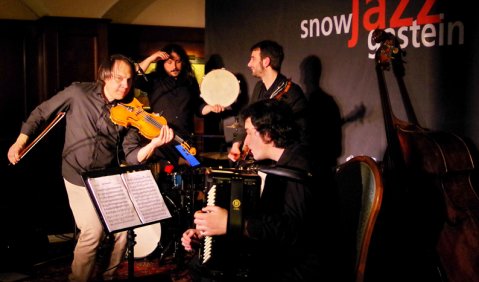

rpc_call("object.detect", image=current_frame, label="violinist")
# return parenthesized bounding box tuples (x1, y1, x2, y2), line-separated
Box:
(135, 43, 224, 166)
(228, 40, 309, 164)
(7, 54, 174, 282)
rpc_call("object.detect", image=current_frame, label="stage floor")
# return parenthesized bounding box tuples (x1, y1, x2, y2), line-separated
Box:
(0, 233, 193, 282)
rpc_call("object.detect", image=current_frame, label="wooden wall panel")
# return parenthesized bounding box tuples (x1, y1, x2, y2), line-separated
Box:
(0, 18, 205, 237)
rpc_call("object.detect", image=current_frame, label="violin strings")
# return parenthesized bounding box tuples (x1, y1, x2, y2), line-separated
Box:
(137, 109, 188, 145)
(119, 103, 192, 152)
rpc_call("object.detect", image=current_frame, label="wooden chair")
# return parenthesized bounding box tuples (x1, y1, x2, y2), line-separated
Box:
(335, 155, 384, 282)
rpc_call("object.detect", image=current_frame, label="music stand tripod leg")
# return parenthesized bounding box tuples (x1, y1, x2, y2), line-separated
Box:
(127, 229, 136, 281)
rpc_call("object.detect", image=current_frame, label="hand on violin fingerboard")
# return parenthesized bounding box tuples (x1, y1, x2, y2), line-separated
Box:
(136, 125, 174, 163)
(151, 124, 174, 147)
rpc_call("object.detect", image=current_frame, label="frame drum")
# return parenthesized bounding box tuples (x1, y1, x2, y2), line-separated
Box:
(133, 223, 161, 259)
(200, 69, 240, 107)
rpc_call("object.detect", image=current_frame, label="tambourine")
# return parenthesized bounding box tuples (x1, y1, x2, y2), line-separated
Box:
(200, 69, 240, 107)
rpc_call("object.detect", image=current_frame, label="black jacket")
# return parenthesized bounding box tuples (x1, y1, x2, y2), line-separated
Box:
(233, 74, 309, 145)
(208, 143, 339, 281)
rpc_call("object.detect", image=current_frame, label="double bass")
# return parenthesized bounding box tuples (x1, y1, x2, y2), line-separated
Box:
(372, 29, 479, 282)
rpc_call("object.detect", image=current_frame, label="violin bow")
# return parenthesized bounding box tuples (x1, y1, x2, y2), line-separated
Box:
(16, 112, 66, 163)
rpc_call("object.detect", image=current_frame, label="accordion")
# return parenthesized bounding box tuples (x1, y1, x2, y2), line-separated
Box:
(199, 168, 261, 268)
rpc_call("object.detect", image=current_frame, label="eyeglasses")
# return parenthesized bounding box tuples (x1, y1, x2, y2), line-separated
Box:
(112, 75, 132, 84)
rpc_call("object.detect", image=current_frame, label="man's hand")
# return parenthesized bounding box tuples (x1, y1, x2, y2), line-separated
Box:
(228, 141, 242, 162)
(194, 206, 228, 236)
(181, 228, 203, 252)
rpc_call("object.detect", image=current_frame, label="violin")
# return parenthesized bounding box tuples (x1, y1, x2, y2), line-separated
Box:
(235, 144, 253, 169)
(109, 98, 196, 155)
(234, 81, 292, 169)
(270, 80, 292, 100)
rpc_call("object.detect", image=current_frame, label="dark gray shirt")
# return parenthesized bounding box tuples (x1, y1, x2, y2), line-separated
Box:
(20, 82, 143, 186)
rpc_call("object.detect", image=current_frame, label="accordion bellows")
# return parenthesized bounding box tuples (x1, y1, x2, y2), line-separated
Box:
(199, 168, 261, 268)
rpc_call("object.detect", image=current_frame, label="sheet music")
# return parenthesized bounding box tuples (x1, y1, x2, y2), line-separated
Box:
(85, 168, 172, 233)
(87, 175, 142, 232)
(121, 170, 172, 223)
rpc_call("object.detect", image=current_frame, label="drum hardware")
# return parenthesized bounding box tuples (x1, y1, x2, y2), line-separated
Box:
(145, 166, 206, 265)
(225, 122, 241, 129)
(225, 116, 242, 129)
(156, 192, 185, 265)
(131, 180, 181, 260)
(133, 223, 162, 259)
(126, 165, 191, 261)
(199, 152, 230, 160)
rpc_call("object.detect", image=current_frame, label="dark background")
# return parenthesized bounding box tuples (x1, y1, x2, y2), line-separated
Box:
(1, 0, 478, 275)
(0, 17, 204, 270)
(205, 0, 478, 162)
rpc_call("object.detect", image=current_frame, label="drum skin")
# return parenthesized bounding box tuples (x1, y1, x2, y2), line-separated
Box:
(133, 223, 161, 258)
(200, 69, 239, 107)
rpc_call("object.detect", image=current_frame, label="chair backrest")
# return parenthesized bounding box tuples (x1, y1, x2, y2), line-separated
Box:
(335, 155, 384, 282)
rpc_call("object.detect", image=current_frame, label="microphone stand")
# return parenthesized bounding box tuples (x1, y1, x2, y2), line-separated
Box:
(127, 57, 148, 82)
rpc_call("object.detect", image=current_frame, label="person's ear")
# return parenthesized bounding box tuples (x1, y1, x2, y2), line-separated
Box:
(263, 132, 272, 143)
(262, 57, 271, 68)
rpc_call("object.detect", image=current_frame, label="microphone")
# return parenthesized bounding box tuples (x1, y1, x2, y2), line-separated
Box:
(136, 64, 148, 82)
(127, 57, 148, 82)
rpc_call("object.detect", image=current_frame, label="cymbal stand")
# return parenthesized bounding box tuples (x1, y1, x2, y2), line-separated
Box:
(158, 192, 184, 266)
(157, 169, 198, 267)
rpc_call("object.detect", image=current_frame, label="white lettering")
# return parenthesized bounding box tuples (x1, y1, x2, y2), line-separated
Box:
(422, 24, 436, 47)
(366, 21, 465, 59)
(299, 13, 464, 59)
(299, 13, 353, 38)
(321, 17, 333, 36)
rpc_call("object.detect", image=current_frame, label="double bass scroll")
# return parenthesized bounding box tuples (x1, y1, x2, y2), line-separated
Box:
(373, 28, 479, 282)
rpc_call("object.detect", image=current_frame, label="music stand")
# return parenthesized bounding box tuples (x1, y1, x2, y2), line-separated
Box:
(82, 164, 172, 280)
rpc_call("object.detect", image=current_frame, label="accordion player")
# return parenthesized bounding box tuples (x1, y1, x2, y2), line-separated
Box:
(198, 168, 261, 270)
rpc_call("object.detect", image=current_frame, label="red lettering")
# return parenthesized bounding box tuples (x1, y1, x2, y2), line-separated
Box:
(363, 0, 386, 31)
(417, 0, 441, 24)
(390, 0, 413, 27)
(348, 0, 442, 49)
(348, 0, 360, 48)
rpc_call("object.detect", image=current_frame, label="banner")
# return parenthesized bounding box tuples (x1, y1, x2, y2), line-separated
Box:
(205, 0, 478, 162)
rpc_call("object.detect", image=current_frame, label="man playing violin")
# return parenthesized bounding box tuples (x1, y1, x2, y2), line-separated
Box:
(7, 54, 174, 282)
(228, 40, 309, 163)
